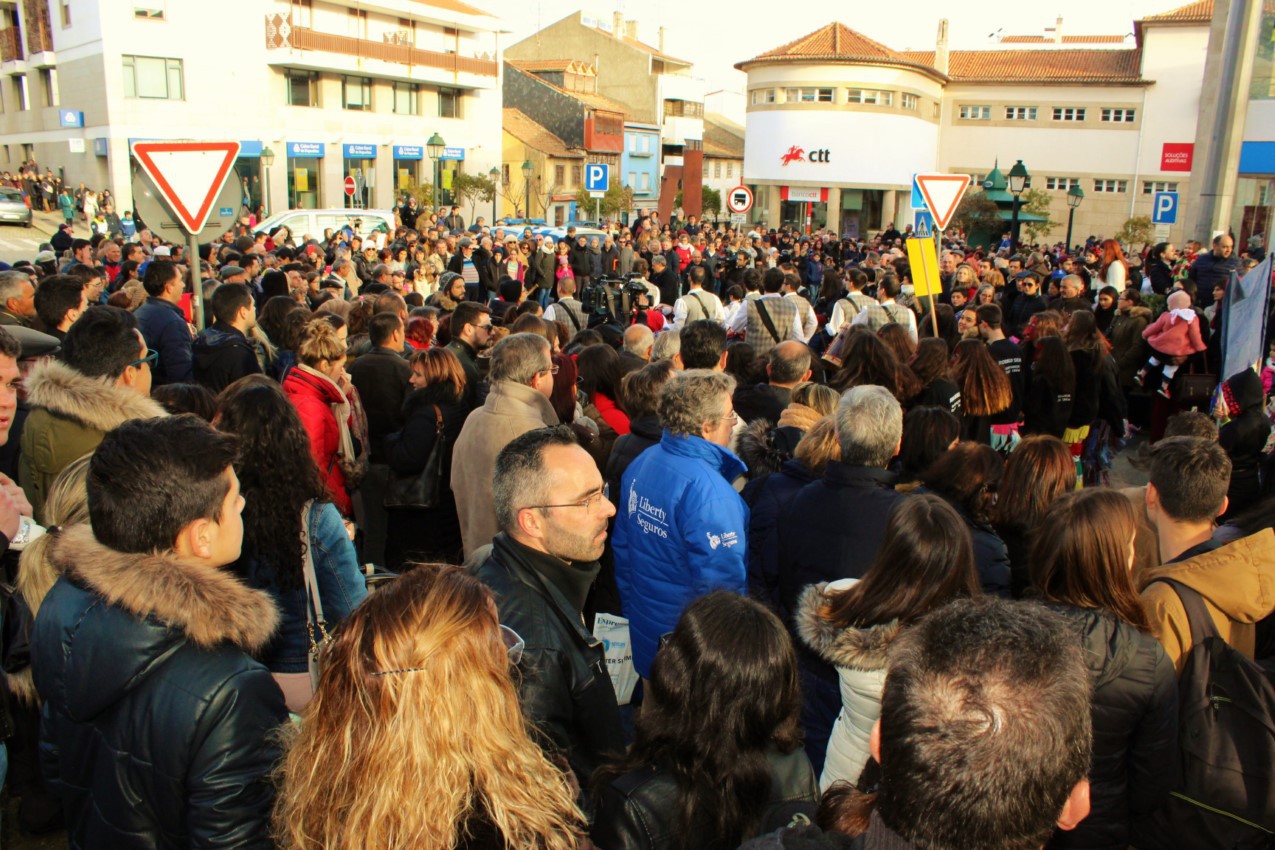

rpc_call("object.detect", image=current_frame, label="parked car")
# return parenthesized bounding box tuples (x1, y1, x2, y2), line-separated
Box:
(253, 209, 395, 242)
(0, 187, 32, 227)
(535, 226, 608, 243)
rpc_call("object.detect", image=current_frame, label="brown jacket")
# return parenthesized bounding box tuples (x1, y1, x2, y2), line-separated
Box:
(450, 380, 558, 558)
(1139, 528, 1275, 671)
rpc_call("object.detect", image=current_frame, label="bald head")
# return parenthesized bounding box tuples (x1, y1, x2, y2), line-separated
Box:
(768, 340, 813, 386)
(623, 323, 655, 360)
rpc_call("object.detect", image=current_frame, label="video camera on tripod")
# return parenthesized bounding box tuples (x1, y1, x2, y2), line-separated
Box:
(580, 273, 652, 327)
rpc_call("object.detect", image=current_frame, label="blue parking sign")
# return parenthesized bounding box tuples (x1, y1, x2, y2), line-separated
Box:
(1152, 192, 1178, 225)
(586, 163, 609, 192)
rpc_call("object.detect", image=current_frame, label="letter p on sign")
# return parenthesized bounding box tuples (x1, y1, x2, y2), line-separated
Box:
(586, 163, 609, 193)
(1152, 192, 1178, 225)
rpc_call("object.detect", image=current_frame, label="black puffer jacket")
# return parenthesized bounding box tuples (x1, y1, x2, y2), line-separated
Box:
(1218, 368, 1271, 517)
(33, 525, 287, 850)
(604, 414, 662, 497)
(473, 533, 624, 791)
(1044, 604, 1177, 850)
(591, 747, 819, 850)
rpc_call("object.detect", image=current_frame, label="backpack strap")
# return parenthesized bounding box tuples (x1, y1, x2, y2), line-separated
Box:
(689, 290, 711, 318)
(755, 299, 782, 343)
(1154, 578, 1222, 645)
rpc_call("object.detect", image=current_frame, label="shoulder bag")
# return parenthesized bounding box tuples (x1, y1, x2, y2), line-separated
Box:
(383, 405, 448, 509)
(301, 500, 331, 694)
(1176, 350, 1217, 410)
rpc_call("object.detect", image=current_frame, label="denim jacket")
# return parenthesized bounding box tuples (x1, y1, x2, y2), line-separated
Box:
(235, 501, 368, 673)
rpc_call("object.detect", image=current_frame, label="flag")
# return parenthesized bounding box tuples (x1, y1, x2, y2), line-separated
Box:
(1221, 254, 1272, 381)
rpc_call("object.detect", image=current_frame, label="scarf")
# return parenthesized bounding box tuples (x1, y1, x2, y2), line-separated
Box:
(295, 363, 357, 473)
(777, 402, 823, 433)
(1168, 307, 1197, 325)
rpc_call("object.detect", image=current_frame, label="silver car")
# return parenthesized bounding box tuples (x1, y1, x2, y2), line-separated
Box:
(0, 187, 31, 226)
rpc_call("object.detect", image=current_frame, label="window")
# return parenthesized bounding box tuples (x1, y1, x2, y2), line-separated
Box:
(1093, 179, 1127, 193)
(848, 88, 891, 105)
(1052, 107, 1086, 121)
(133, 1, 165, 19)
(639, 172, 651, 191)
(571, 165, 582, 187)
(1142, 180, 1179, 194)
(348, 7, 367, 38)
(342, 75, 371, 111)
(902, 93, 918, 110)
(816, 88, 834, 103)
(782, 87, 831, 104)
(286, 70, 318, 107)
(502, 164, 510, 184)
(439, 87, 460, 119)
(932, 102, 941, 118)
(713, 161, 721, 178)
(749, 88, 776, 105)
(392, 82, 418, 115)
(1005, 106, 1037, 120)
(554, 164, 565, 186)
(122, 56, 183, 100)
(1101, 108, 1136, 123)
(726, 162, 733, 178)
(627, 171, 636, 188)
(40, 68, 56, 106)
(959, 105, 991, 120)
(10, 75, 25, 111)
(1046, 177, 1081, 191)
(59, 0, 70, 27)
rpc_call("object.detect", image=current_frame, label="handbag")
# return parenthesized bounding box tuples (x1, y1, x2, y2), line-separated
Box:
(384, 405, 448, 509)
(301, 500, 331, 694)
(1176, 351, 1217, 409)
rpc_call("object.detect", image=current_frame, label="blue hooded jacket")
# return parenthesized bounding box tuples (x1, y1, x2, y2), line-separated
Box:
(613, 431, 748, 678)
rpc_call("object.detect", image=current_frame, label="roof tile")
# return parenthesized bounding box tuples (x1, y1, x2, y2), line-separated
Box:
(502, 109, 583, 158)
(736, 22, 944, 78)
(900, 48, 1146, 84)
(1138, 0, 1212, 22)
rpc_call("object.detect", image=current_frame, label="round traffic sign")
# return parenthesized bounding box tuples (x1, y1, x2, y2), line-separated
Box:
(727, 185, 754, 214)
(344, 175, 357, 197)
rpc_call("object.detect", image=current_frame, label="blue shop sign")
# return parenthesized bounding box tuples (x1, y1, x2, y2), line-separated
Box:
(441, 146, 465, 161)
(238, 140, 263, 158)
(343, 143, 377, 159)
(393, 145, 423, 160)
(93, 138, 108, 157)
(287, 141, 325, 158)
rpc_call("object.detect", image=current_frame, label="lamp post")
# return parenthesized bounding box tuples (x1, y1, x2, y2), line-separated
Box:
(521, 159, 534, 220)
(260, 146, 275, 217)
(426, 132, 445, 211)
(1065, 182, 1085, 254)
(1007, 159, 1029, 249)
(489, 166, 500, 223)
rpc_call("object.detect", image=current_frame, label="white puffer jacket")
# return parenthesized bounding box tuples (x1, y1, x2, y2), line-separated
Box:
(795, 580, 901, 791)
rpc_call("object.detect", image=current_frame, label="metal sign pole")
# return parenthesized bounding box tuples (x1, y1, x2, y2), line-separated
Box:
(931, 227, 942, 337)
(188, 233, 203, 330)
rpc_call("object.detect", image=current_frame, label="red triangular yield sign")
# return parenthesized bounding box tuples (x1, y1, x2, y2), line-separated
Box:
(915, 173, 971, 232)
(131, 141, 241, 234)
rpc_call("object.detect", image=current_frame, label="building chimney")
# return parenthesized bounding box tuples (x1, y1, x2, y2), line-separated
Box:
(625, 20, 637, 40)
(613, 11, 623, 35)
(658, 26, 666, 53)
(935, 19, 949, 76)
(1054, 15, 1064, 44)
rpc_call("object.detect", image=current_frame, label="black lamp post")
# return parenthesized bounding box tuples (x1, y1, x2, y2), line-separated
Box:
(1065, 183, 1085, 254)
(1007, 159, 1029, 249)
(260, 146, 274, 217)
(426, 132, 445, 210)
(521, 159, 534, 220)
(489, 166, 500, 223)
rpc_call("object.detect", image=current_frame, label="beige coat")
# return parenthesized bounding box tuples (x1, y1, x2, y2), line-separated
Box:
(451, 380, 558, 558)
(1139, 528, 1275, 671)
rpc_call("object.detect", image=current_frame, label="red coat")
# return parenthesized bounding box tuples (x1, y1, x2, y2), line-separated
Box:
(282, 366, 353, 516)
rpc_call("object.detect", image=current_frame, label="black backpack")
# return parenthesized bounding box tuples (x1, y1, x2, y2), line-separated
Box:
(1137, 579, 1275, 849)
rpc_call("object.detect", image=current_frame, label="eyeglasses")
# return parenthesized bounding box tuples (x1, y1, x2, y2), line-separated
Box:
(716, 410, 739, 426)
(130, 349, 158, 368)
(372, 624, 525, 676)
(475, 322, 494, 331)
(523, 483, 611, 513)
(538, 364, 560, 377)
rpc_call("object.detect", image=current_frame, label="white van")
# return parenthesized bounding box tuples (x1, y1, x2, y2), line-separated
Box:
(253, 209, 396, 243)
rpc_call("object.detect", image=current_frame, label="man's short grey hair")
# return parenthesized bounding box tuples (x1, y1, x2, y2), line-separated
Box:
(0, 270, 28, 304)
(492, 425, 578, 532)
(658, 370, 736, 437)
(371, 263, 391, 279)
(651, 254, 667, 267)
(489, 332, 551, 385)
(331, 257, 353, 276)
(836, 384, 903, 467)
(623, 323, 654, 357)
(651, 329, 681, 362)
(1060, 274, 1085, 294)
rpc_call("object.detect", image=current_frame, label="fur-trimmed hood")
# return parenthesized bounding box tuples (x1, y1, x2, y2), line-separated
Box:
(794, 583, 901, 670)
(50, 524, 279, 652)
(736, 418, 791, 480)
(24, 358, 167, 432)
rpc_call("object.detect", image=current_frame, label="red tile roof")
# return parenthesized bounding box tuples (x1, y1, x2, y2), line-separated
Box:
(505, 62, 630, 116)
(900, 49, 1147, 84)
(999, 34, 1128, 44)
(1138, 0, 1212, 22)
(502, 109, 582, 158)
(735, 22, 947, 80)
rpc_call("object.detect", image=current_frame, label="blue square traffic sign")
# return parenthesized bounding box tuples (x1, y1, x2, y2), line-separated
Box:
(586, 163, 609, 192)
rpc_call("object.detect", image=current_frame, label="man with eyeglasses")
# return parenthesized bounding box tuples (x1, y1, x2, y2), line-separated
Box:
(445, 298, 493, 412)
(473, 425, 623, 795)
(452, 333, 560, 559)
(612, 370, 748, 682)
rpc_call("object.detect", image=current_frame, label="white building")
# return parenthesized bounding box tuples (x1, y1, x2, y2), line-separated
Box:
(0, 0, 503, 217)
(736, 5, 1209, 245)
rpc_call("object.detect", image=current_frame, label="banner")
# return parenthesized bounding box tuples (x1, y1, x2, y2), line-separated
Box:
(1220, 254, 1272, 381)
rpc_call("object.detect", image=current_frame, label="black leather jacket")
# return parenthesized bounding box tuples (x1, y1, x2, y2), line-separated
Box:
(591, 746, 819, 850)
(473, 534, 624, 793)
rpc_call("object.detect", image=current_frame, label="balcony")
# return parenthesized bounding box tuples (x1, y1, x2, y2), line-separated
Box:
(265, 15, 496, 78)
(21, 0, 51, 55)
(0, 27, 20, 64)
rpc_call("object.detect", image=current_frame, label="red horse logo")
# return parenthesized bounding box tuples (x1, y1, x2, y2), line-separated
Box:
(780, 146, 805, 166)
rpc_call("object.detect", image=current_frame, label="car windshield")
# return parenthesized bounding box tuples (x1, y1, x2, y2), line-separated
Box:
(0, 188, 22, 201)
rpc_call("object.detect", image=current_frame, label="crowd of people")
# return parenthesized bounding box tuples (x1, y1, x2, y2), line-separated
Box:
(0, 198, 1270, 849)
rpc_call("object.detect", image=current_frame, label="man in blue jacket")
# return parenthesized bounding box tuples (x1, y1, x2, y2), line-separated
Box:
(613, 369, 748, 679)
(133, 259, 193, 385)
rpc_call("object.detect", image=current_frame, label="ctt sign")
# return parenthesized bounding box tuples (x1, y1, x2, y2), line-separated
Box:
(780, 146, 830, 166)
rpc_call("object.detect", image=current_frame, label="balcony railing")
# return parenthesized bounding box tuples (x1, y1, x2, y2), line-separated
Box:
(21, 0, 51, 55)
(265, 16, 495, 78)
(0, 28, 21, 63)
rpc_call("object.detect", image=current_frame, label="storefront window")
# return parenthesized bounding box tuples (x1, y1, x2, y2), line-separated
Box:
(394, 158, 419, 194)
(287, 156, 321, 209)
(1253, 9, 1275, 99)
(343, 158, 374, 209)
(1232, 176, 1275, 255)
(233, 158, 261, 218)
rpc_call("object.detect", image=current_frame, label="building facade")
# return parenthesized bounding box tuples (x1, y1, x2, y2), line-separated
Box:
(500, 107, 583, 226)
(737, 7, 1209, 245)
(0, 0, 503, 219)
(702, 114, 743, 223)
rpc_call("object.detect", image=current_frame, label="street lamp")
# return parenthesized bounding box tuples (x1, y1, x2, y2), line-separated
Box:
(489, 166, 500, 223)
(260, 146, 275, 217)
(521, 159, 534, 220)
(427, 132, 445, 211)
(1007, 159, 1029, 249)
(1065, 183, 1085, 254)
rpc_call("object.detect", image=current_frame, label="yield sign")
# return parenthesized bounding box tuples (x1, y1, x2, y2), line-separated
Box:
(130, 141, 241, 234)
(914, 173, 971, 232)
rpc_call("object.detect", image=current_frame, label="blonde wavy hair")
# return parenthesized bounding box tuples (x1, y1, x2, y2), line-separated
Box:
(272, 564, 584, 850)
